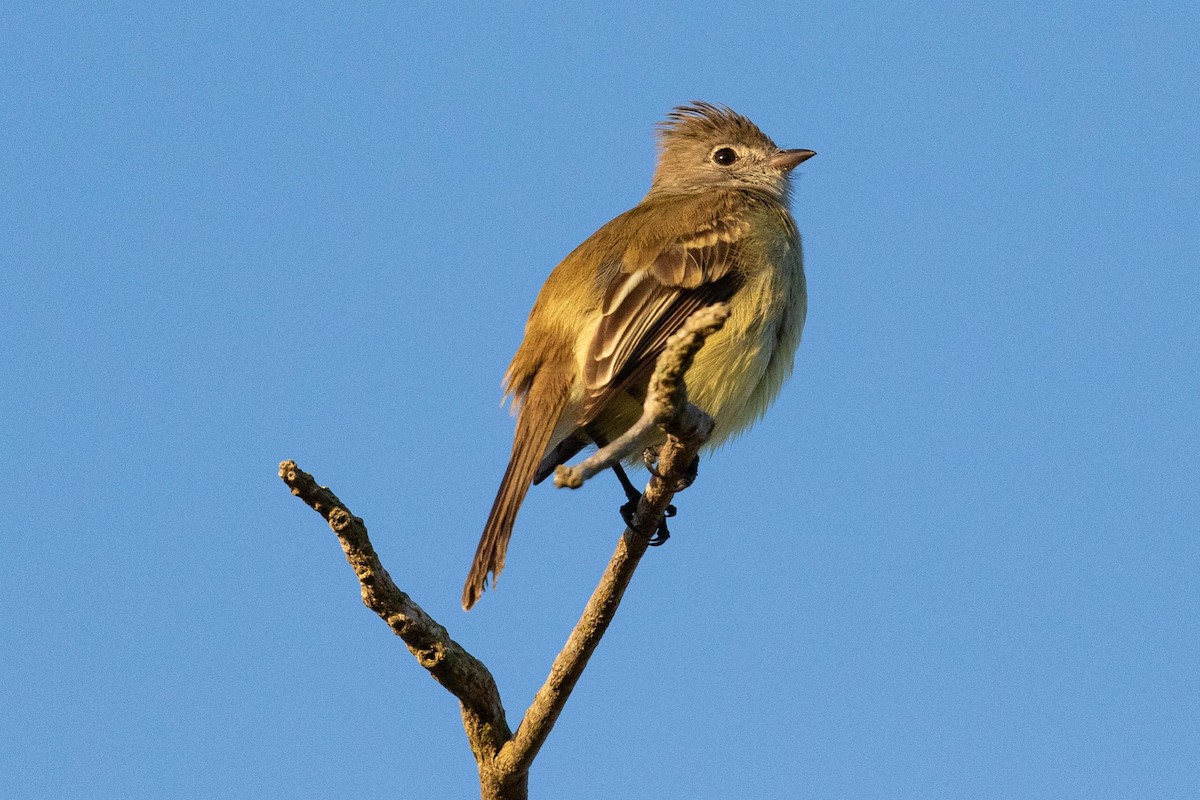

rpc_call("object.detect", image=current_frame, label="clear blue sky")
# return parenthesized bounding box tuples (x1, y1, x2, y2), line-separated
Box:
(3, 2, 1197, 798)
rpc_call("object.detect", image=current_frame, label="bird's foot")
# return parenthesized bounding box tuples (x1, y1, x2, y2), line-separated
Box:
(649, 504, 675, 546)
(620, 495, 675, 546)
(642, 448, 700, 492)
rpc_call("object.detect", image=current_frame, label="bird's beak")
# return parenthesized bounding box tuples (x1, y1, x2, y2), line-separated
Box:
(771, 149, 816, 172)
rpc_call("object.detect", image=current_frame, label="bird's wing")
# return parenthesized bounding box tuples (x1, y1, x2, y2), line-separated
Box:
(577, 206, 750, 425)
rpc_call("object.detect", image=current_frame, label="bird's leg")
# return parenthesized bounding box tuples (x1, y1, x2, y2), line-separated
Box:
(610, 460, 642, 505)
(589, 430, 674, 545)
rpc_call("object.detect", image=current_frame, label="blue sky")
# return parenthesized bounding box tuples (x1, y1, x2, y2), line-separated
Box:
(2, 2, 1197, 798)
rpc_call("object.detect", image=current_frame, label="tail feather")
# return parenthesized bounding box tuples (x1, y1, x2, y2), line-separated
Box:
(462, 365, 572, 609)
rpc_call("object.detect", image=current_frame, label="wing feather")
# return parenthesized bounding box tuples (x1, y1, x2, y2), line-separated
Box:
(577, 206, 750, 424)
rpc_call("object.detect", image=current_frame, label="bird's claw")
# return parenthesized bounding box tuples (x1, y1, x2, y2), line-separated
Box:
(648, 504, 675, 546)
(642, 448, 698, 492)
(621, 497, 674, 546)
(641, 447, 663, 478)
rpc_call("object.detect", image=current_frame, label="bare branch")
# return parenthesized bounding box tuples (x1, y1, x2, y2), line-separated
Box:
(279, 461, 513, 758)
(279, 303, 730, 797)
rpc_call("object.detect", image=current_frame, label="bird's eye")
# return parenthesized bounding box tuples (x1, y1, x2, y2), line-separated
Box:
(711, 147, 738, 166)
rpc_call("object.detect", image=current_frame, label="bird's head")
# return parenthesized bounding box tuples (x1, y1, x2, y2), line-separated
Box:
(648, 101, 814, 202)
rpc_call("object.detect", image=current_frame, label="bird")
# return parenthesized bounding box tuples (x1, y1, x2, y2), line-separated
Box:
(462, 101, 815, 609)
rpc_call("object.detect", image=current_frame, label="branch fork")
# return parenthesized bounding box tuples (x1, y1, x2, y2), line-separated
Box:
(280, 303, 729, 800)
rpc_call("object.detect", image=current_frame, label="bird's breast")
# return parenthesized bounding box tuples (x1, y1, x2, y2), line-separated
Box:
(685, 227, 805, 447)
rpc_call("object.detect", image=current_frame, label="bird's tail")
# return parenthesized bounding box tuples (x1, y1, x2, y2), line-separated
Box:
(462, 365, 573, 610)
